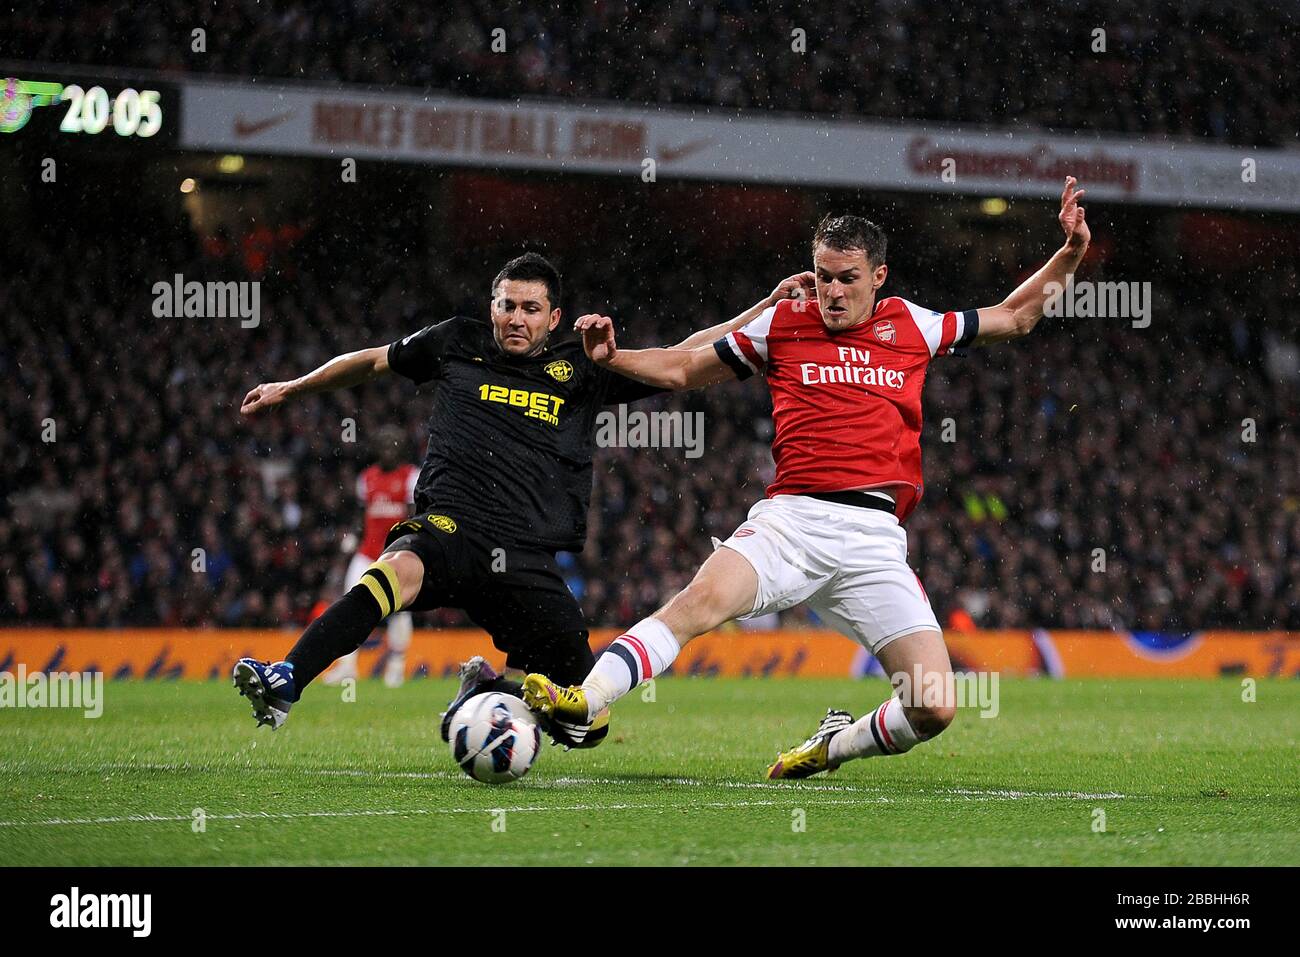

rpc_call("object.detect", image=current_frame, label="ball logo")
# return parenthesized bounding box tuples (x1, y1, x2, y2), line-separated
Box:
(874, 320, 896, 344)
(544, 360, 574, 382)
(426, 514, 458, 533)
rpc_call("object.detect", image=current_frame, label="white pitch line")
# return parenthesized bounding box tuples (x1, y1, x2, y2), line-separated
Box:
(546, 775, 1127, 801)
(0, 759, 1128, 802)
(942, 787, 1126, 800)
(0, 798, 879, 829)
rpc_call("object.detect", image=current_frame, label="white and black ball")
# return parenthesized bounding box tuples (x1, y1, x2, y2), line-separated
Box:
(448, 692, 542, 784)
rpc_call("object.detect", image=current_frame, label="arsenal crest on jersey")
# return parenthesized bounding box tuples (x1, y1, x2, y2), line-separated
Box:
(874, 320, 896, 344)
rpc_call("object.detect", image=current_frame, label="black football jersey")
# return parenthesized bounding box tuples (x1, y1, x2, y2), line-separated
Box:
(387, 315, 659, 552)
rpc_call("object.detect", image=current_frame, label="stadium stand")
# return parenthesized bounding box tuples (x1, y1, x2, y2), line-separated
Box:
(4, 199, 1296, 632)
(3, 0, 1296, 146)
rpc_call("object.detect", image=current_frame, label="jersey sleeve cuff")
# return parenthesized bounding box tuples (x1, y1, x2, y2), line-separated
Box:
(951, 309, 980, 355)
(713, 338, 754, 380)
(386, 339, 406, 376)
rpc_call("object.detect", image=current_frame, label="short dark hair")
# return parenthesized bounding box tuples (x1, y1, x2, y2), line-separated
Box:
(812, 214, 888, 266)
(376, 424, 405, 447)
(492, 252, 562, 310)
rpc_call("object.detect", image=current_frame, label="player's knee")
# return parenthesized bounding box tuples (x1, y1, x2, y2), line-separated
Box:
(377, 549, 424, 609)
(907, 701, 956, 739)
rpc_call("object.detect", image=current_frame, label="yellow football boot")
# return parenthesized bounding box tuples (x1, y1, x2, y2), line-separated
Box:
(766, 708, 855, 780)
(521, 673, 591, 724)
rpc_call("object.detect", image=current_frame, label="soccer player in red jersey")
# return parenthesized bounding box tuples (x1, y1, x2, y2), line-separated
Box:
(524, 177, 1091, 778)
(322, 425, 419, 688)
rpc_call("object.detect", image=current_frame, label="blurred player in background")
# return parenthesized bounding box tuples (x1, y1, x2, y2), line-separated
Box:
(321, 425, 418, 689)
(526, 178, 1091, 779)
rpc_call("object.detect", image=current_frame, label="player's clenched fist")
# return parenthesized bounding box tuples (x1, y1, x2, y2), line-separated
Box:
(574, 314, 618, 364)
(769, 271, 817, 305)
(240, 381, 292, 416)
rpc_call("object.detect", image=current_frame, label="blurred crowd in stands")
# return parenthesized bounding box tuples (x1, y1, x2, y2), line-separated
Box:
(3, 200, 1297, 633)
(5, 0, 1296, 146)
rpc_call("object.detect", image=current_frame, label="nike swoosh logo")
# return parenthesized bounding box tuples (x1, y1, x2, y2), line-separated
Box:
(233, 111, 296, 138)
(656, 138, 713, 163)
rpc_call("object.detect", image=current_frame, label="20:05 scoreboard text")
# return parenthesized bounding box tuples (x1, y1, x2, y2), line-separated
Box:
(1, 73, 179, 147)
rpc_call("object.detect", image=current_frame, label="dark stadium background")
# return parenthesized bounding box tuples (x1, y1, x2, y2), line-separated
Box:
(1, 0, 1297, 639)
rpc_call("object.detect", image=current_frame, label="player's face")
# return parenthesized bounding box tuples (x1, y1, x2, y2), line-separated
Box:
(813, 245, 888, 331)
(491, 279, 561, 356)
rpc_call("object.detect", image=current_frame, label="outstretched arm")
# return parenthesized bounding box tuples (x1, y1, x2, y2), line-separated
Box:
(668, 272, 815, 349)
(577, 315, 733, 391)
(973, 176, 1092, 345)
(240, 346, 391, 415)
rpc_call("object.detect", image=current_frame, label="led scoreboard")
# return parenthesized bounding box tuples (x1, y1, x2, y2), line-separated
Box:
(0, 73, 179, 147)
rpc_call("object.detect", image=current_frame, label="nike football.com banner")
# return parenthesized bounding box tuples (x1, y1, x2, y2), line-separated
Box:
(180, 79, 1300, 211)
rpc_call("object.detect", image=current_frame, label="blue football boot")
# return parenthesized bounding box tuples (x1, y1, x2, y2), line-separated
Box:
(232, 658, 297, 730)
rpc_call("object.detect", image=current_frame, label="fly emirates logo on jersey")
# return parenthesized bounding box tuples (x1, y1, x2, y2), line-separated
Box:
(368, 499, 409, 519)
(797, 345, 906, 390)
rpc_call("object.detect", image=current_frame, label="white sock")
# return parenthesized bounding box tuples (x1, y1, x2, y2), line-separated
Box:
(828, 696, 923, 763)
(582, 617, 681, 717)
(386, 612, 412, 653)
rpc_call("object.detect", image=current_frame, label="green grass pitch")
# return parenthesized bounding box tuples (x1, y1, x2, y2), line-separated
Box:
(1, 677, 1297, 866)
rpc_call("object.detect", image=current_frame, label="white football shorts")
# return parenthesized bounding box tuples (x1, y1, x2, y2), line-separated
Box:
(720, 494, 941, 655)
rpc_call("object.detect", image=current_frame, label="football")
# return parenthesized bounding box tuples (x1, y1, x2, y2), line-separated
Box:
(447, 692, 543, 784)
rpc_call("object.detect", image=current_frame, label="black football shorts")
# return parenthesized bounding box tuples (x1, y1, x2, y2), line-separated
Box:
(383, 510, 594, 684)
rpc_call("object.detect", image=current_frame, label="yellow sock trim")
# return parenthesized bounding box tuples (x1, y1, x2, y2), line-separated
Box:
(360, 576, 392, 618)
(371, 560, 403, 613)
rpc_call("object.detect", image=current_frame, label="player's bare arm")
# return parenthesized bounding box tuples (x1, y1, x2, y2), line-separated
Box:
(972, 176, 1092, 345)
(575, 315, 733, 390)
(240, 345, 392, 416)
(667, 271, 815, 349)
(574, 271, 813, 388)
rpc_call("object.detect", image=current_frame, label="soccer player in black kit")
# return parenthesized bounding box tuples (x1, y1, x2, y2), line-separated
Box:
(233, 252, 814, 748)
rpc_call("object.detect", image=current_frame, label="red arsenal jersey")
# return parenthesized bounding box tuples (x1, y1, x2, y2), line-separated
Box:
(356, 464, 419, 559)
(713, 296, 978, 522)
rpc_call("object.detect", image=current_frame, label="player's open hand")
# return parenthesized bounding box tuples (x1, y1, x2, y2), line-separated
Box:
(240, 381, 292, 416)
(574, 314, 618, 364)
(769, 271, 817, 305)
(1059, 176, 1090, 249)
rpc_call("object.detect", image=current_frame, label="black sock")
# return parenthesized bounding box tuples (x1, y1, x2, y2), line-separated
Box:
(285, 586, 385, 695)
